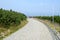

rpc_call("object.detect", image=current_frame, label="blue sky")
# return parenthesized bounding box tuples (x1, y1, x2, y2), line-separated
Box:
(0, 0, 60, 16)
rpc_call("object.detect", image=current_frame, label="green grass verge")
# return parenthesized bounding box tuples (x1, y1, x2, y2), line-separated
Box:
(0, 20, 28, 40)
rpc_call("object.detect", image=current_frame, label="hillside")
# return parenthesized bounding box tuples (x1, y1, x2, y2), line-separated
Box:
(0, 8, 27, 40)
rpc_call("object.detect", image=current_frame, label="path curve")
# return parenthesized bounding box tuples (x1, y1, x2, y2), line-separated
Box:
(3, 18, 58, 40)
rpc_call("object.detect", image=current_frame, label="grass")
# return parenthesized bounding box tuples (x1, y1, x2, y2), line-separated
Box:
(44, 20, 60, 33)
(55, 27, 60, 33)
(36, 19, 60, 33)
(0, 20, 28, 40)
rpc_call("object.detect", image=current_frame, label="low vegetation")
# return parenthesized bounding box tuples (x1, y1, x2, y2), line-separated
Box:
(0, 8, 27, 40)
(33, 16, 60, 33)
(33, 16, 60, 24)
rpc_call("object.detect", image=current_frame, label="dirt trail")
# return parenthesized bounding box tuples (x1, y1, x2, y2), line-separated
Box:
(4, 18, 57, 40)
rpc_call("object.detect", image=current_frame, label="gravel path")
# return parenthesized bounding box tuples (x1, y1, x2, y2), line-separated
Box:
(3, 18, 58, 40)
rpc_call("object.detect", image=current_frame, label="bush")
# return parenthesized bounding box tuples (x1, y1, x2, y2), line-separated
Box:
(0, 8, 27, 28)
(34, 16, 60, 24)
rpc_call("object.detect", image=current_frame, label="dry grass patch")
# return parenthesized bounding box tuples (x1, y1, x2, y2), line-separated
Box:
(0, 20, 28, 40)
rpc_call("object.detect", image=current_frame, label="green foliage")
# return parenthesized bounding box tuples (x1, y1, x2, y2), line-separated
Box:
(0, 8, 27, 28)
(34, 16, 60, 24)
(54, 16, 60, 24)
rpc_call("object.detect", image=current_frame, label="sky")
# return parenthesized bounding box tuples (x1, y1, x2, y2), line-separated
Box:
(0, 0, 60, 16)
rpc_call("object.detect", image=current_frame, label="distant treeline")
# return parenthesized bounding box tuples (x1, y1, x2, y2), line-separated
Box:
(33, 16, 60, 24)
(0, 8, 27, 28)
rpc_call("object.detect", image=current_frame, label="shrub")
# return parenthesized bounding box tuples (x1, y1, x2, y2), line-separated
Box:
(0, 8, 27, 28)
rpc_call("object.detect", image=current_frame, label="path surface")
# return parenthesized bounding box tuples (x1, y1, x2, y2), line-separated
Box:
(3, 18, 58, 40)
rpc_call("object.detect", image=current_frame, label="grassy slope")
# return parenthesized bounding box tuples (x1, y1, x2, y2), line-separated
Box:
(35, 18, 60, 33)
(0, 20, 28, 40)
